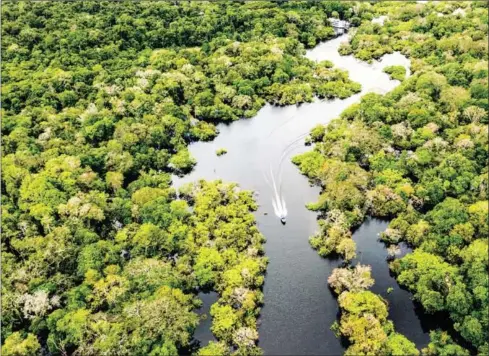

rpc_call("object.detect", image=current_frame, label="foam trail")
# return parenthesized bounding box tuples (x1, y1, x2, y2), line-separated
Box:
(281, 196, 287, 216)
(270, 166, 287, 218)
(272, 198, 281, 217)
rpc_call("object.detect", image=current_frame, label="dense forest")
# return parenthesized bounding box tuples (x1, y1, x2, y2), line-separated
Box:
(293, 1, 488, 355)
(1, 1, 487, 355)
(1, 1, 362, 355)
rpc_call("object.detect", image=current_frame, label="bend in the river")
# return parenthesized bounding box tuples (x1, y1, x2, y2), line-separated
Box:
(174, 33, 431, 355)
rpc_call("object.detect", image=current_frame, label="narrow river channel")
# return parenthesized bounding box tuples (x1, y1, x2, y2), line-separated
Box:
(173, 33, 432, 355)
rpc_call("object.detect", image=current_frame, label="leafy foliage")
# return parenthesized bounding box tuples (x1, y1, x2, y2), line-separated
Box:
(216, 148, 228, 156)
(383, 65, 407, 81)
(1, 0, 367, 353)
(295, 1, 488, 353)
(338, 291, 418, 356)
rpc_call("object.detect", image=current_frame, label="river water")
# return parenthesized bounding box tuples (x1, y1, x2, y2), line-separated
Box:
(174, 33, 431, 354)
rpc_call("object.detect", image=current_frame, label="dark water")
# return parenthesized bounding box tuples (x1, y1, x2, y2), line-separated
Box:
(351, 218, 432, 348)
(352, 218, 476, 352)
(174, 34, 425, 354)
(194, 291, 219, 348)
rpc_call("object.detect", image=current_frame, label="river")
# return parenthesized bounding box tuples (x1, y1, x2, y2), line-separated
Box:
(173, 33, 431, 355)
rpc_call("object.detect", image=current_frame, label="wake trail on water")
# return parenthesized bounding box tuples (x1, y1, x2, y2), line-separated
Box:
(263, 132, 310, 219)
(263, 111, 315, 220)
(269, 166, 287, 218)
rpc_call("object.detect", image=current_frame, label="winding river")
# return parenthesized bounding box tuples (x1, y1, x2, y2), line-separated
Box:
(174, 33, 433, 355)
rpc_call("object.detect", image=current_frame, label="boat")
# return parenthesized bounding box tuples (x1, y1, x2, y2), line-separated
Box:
(280, 216, 286, 224)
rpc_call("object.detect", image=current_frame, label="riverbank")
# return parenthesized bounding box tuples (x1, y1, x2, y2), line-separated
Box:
(174, 32, 425, 354)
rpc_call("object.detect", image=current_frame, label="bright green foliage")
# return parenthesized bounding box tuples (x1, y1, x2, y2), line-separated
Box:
(338, 291, 419, 356)
(198, 341, 231, 356)
(210, 304, 240, 342)
(2, 174, 266, 355)
(291, 150, 326, 182)
(2, 332, 41, 356)
(168, 149, 197, 176)
(384, 333, 419, 356)
(421, 331, 470, 356)
(216, 148, 228, 156)
(383, 65, 407, 81)
(2, 0, 487, 354)
(194, 247, 225, 287)
(309, 210, 359, 260)
(391, 231, 488, 351)
(1, 1, 364, 353)
(392, 251, 461, 313)
(295, 1, 488, 353)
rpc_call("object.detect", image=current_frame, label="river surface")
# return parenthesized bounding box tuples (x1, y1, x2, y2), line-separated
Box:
(351, 218, 432, 346)
(174, 33, 431, 355)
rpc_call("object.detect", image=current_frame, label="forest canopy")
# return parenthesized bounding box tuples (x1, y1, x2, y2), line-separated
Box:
(1, 1, 360, 355)
(1, 0, 488, 355)
(294, 1, 488, 354)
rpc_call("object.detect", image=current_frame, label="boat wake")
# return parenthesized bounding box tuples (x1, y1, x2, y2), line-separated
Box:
(264, 166, 287, 222)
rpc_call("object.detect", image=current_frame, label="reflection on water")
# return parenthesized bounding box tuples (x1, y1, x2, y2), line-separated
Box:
(351, 218, 432, 347)
(194, 291, 218, 348)
(177, 34, 434, 355)
(353, 219, 476, 353)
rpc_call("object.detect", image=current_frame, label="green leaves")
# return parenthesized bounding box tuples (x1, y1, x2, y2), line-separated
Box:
(384, 333, 419, 356)
(2, 332, 41, 356)
(383, 65, 407, 81)
(195, 248, 225, 287)
(210, 304, 240, 342)
(336, 291, 418, 355)
(422, 331, 470, 356)
(2, 0, 488, 354)
(294, 2, 488, 353)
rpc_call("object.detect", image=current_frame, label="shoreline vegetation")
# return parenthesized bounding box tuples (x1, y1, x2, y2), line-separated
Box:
(1, 1, 487, 356)
(2, 2, 362, 355)
(293, 1, 488, 355)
